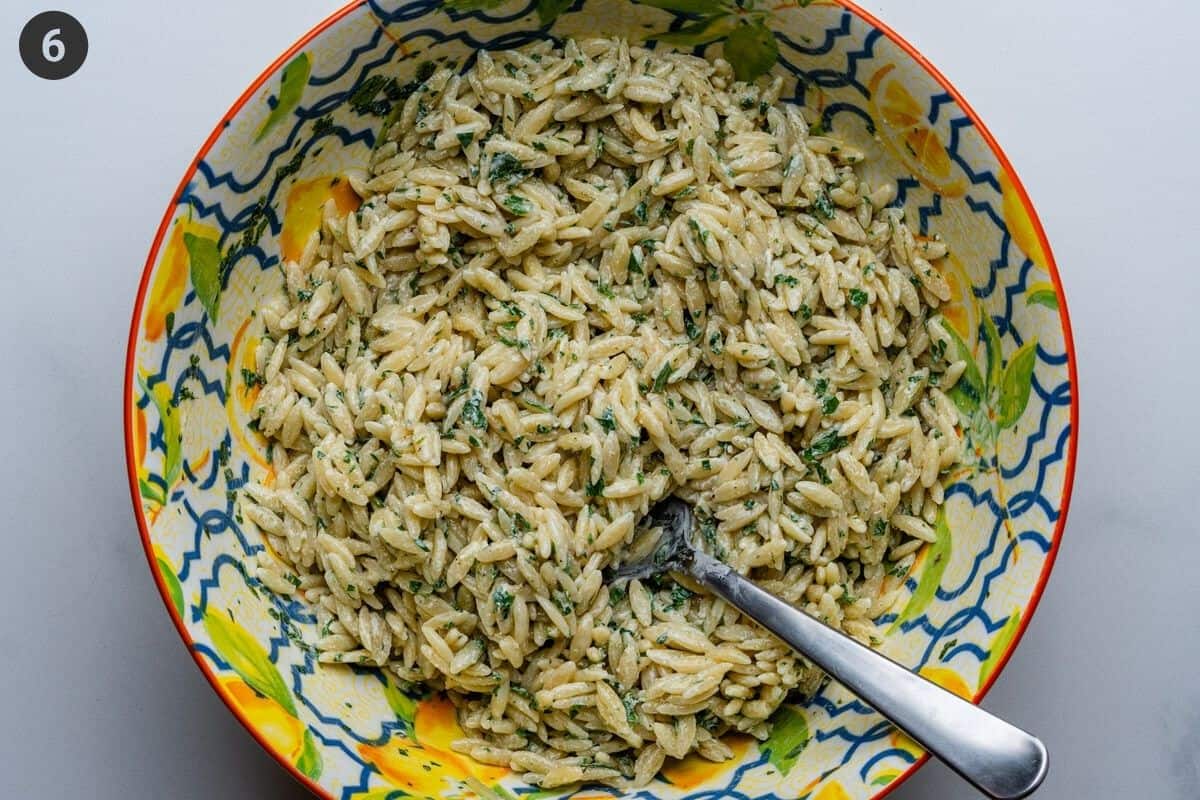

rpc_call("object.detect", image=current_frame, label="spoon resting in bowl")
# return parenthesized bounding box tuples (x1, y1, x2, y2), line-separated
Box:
(607, 497, 1048, 800)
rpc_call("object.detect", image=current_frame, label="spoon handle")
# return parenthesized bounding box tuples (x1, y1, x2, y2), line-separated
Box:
(685, 549, 1048, 799)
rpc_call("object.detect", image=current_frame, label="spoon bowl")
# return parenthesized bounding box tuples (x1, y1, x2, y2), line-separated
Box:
(613, 496, 1049, 800)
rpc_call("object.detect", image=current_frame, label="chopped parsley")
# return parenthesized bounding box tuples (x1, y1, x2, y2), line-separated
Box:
(462, 389, 488, 429)
(801, 428, 848, 483)
(597, 407, 616, 433)
(813, 190, 835, 220)
(502, 194, 532, 216)
(241, 368, 265, 389)
(849, 288, 868, 308)
(683, 309, 701, 341)
(622, 692, 640, 724)
(551, 590, 574, 616)
(666, 583, 693, 611)
(627, 250, 644, 275)
(493, 585, 514, 618)
(652, 363, 674, 393)
(633, 200, 648, 225)
(488, 153, 530, 187)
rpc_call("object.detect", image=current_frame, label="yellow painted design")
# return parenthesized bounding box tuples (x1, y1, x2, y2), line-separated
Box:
(930, 250, 977, 346)
(358, 738, 460, 799)
(661, 735, 752, 789)
(868, 64, 966, 197)
(219, 677, 307, 762)
(870, 769, 903, 787)
(145, 218, 221, 341)
(1000, 170, 1047, 270)
(136, 368, 182, 519)
(152, 545, 185, 617)
(281, 176, 360, 263)
(415, 696, 507, 782)
(889, 728, 923, 760)
(919, 666, 973, 699)
(133, 402, 148, 486)
(188, 448, 211, 477)
(359, 695, 507, 798)
(812, 781, 852, 800)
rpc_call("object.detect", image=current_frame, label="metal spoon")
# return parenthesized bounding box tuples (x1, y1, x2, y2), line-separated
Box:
(609, 497, 1048, 799)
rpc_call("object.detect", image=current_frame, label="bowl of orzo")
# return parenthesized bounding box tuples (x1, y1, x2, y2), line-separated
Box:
(125, 1, 1077, 797)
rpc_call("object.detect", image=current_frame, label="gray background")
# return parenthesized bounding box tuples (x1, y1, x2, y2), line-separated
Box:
(1, 0, 1195, 796)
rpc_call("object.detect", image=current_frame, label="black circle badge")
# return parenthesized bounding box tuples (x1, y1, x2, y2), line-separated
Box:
(19, 11, 87, 80)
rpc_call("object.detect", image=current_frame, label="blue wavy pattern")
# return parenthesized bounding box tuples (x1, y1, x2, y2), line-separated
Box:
(129, 2, 1073, 798)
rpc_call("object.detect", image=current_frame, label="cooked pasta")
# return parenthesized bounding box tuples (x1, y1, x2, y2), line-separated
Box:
(240, 36, 965, 788)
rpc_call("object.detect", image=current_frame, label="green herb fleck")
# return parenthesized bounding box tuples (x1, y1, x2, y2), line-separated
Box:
(652, 363, 674, 393)
(502, 194, 532, 216)
(493, 585, 514, 618)
(813, 191, 835, 220)
(633, 200, 648, 225)
(241, 368, 265, 389)
(462, 389, 488, 429)
(488, 153, 529, 187)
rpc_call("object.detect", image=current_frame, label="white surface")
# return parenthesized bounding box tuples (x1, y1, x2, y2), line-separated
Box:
(0, 1, 1196, 797)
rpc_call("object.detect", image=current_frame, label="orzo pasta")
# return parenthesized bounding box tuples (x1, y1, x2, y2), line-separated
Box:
(241, 36, 965, 788)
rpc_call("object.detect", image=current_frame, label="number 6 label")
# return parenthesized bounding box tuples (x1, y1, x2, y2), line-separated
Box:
(42, 28, 66, 63)
(20, 12, 87, 80)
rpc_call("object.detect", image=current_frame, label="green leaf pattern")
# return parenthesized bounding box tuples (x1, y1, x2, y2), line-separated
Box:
(979, 609, 1021, 684)
(137, 372, 182, 499)
(981, 313, 1003, 393)
(656, 15, 737, 46)
(383, 678, 419, 733)
(759, 705, 809, 776)
(256, 53, 311, 142)
(940, 317, 1038, 437)
(203, 608, 297, 716)
(536, 0, 574, 24)
(996, 340, 1037, 429)
(941, 321, 985, 415)
(297, 729, 324, 779)
(183, 231, 223, 322)
(1025, 286, 1058, 310)
(440, 0, 781, 80)
(157, 555, 185, 618)
(723, 20, 779, 81)
(889, 507, 951, 631)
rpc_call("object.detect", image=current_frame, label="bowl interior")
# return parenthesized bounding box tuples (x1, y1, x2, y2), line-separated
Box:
(127, 2, 1074, 798)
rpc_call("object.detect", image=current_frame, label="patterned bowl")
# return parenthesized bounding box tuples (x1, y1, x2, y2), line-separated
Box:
(124, 1, 1077, 798)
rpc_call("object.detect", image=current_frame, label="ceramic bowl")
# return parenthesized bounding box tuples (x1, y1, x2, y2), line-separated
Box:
(124, 2, 1077, 797)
